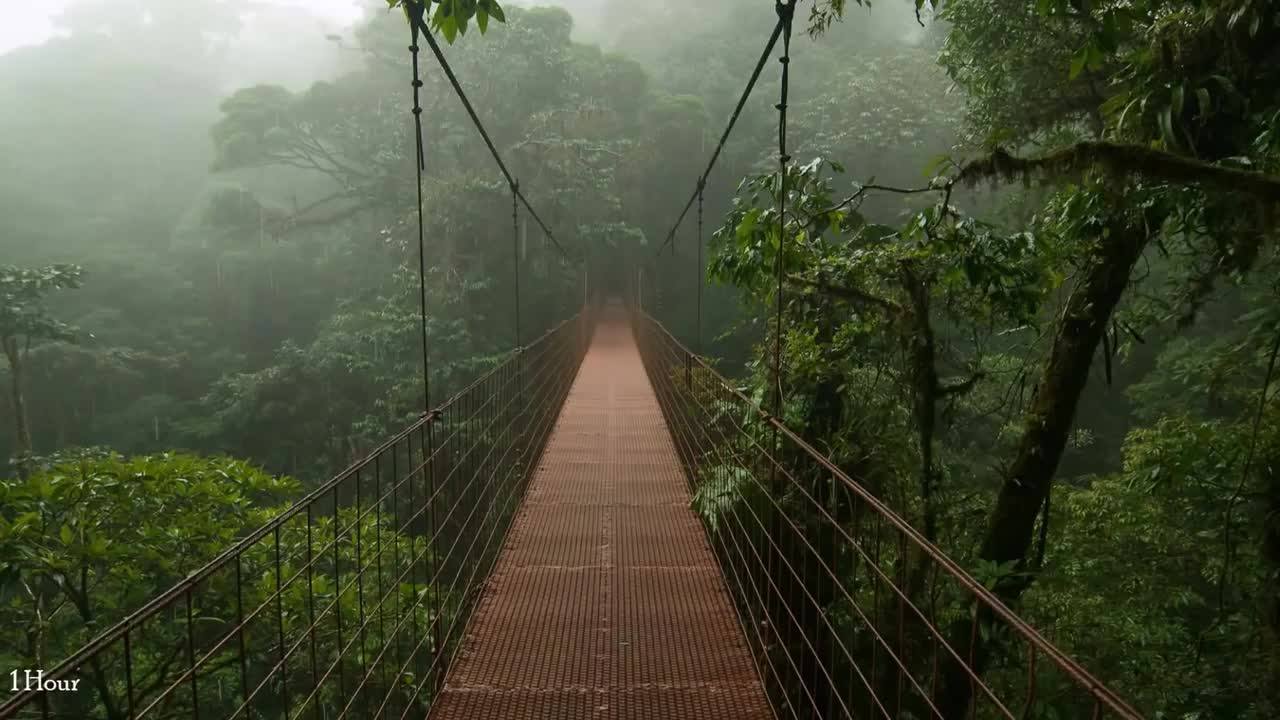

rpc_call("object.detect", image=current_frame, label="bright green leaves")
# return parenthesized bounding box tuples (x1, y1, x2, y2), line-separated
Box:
(971, 557, 1028, 593)
(1021, 398, 1279, 715)
(0, 451, 436, 710)
(709, 158, 854, 296)
(432, 1, 465, 43)
(387, 0, 507, 44)
(932, 220, 1049, 324)
(1034, 0, 1276, 164)
(479, 0, 506, 32)
(0, 452, 302, 649)
(712, 156, 1054, 329)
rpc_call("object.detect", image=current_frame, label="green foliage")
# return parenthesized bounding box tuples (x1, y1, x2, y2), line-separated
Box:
(0, 450, 437, 718)
(0, 264, 84, 347)
(0, 452, 297, 665)
(387, 0, 508, 43)
(692, 465, 760, 533)
(5, 0, 1279, 714)
(1024, 406, 1278, 718)
(1, 264, 86, 458)
(699, 1, 1280, 714)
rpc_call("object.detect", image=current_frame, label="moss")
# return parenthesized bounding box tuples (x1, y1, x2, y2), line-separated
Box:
(953, 141, 1280, 209)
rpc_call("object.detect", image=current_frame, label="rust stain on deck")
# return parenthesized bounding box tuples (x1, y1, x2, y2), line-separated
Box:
(428, 307, 772, 719)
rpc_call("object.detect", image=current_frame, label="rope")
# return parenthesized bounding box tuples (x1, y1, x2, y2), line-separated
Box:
(653, 16, 787, 256)
(410, 14, 569, 259)
(407, 4, 431, 413)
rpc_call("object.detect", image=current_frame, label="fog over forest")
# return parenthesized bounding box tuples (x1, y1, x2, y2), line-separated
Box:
(2, 1, 1278, 718)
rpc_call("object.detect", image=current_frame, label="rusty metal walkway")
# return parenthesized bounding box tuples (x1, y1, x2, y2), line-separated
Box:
(428, 306, 772, 719)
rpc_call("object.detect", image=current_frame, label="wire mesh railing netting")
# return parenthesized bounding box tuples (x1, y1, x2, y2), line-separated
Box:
(632, 309, 1142, 720)
(0, 311, 594, 720)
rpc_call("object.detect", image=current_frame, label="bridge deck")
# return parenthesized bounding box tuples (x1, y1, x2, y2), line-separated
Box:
(428, 307, 772, 719)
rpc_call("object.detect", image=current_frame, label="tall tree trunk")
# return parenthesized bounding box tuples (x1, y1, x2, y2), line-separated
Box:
(935, 223, 1149, 716)
(4, 336, 34, 463)
(900, 265, 940, 542)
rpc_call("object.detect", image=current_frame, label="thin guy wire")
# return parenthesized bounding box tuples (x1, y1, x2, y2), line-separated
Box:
(408, 7, 431, 412)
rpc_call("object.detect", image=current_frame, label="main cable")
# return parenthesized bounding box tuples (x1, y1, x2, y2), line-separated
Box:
(512, 180, 522, 349)
(407, 3, 431, 413)
(410, 14, 570, 259)
(696, 179, 704, 356)
(772, 0, 794, 418)
(653, 16, 787, 257)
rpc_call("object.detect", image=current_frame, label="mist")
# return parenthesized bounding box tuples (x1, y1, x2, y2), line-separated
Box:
(2, 1, 1278, 719)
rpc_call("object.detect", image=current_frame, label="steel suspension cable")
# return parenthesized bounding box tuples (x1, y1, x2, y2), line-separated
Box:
(696, 179, 704, 355)
(409, 14, 568, 259)
(511, 179, 522, 349)
(767, 2, 795, 625)
(407, 4, 431, 413)
(771, 0, 794, 419)
(405, 16, 444, 669)
(653, 16, 787, 257)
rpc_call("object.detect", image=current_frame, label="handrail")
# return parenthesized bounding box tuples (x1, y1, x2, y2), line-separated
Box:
(632, 308, 1144, 720)
(0, 309, 595, 720)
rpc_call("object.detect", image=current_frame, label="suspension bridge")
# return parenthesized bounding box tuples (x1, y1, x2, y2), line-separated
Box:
(0, 2, 1145, 719)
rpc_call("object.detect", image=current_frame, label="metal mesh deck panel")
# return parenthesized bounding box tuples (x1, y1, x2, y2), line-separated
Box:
(428, 306, 772, 719)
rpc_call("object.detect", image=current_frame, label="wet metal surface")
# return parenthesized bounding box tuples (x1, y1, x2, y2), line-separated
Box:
(428, 307, 772, 719)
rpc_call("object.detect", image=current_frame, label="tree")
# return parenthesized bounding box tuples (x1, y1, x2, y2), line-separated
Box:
(927, 8, 1280, 710)
(701, 0, 1280, 713)
(0, 265, 84, 464)
(0, 450, 431, 719)
(192, 3, 646, 477)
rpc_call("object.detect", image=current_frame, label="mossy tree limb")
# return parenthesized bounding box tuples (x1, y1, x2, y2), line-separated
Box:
(954, 141, 1280, 208)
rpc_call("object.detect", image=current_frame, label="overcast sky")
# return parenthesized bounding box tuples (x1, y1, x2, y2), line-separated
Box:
(0, 0, 369, 54)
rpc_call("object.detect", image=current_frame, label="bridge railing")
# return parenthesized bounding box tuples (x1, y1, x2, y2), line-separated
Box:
(632, 310, 1142, 720)
(0, 310, 594, 720)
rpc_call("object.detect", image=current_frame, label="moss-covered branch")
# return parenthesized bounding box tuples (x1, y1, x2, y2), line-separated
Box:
(953, 141, 1280, 205)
